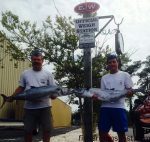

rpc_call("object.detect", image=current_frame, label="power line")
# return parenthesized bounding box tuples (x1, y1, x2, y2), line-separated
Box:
(52, 0, 62, 17)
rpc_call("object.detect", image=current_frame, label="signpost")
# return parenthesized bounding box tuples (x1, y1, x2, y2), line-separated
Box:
(74, 2, 114, 142)
(79, 33, 95, 48)
(74, 2, 100, 142)
(74, 2, 100, 14)
(74, 17, 99, 34)
(74, 16, 98, 49)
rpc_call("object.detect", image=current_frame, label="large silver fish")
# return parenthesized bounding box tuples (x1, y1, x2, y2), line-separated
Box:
(0, 85, 64, 109)
(80, 88, 146, 102)
(74, 88, 147, 102)
(0, 86, 146, 109)
(81, 89, 128, 102)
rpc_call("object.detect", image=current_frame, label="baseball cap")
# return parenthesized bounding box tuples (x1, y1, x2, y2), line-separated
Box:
(30, 48, 43, 57)
(106, 53, 118, 63)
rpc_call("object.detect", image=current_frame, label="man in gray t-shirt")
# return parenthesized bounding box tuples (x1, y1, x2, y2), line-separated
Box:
(8, 49, 56, 142)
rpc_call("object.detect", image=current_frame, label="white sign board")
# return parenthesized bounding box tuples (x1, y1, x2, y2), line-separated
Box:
(74, 17, 99, 34)
(79, 33, 95, 48)
(79, 33, 95, 44)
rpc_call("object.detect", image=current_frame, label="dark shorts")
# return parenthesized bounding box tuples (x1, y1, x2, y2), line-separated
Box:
(98, 107, 128, 132)
(24, 107, 53, 133)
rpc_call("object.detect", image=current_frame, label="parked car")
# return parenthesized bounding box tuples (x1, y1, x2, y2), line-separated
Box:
(131, 95, 150, 141)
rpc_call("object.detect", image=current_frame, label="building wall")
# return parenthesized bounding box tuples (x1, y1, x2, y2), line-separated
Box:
(52, 98, 72, 128)
(0, 33, 31, 119)
(15, 98, 72, 128)
(0, 33, 71, 128)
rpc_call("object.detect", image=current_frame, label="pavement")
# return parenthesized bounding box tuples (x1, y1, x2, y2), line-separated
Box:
(0, 122, 80, 142)
(0, 122, 150, 142)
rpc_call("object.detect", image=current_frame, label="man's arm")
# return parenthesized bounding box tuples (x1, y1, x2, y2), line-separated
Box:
(125, 72, 134, 98)
(126, 88, 134, 98)
(48, 74, 57, 99)
(7, 86, 25, 102)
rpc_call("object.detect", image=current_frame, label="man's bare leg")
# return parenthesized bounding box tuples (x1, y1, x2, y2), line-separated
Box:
(117, 132, 126, 142)
(24, 132, 32, 142)
(43, 131, 50, 142)
(99, 132, 114, 142)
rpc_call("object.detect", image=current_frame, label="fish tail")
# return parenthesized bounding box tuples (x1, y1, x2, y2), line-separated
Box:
(0, 94, 7, 109)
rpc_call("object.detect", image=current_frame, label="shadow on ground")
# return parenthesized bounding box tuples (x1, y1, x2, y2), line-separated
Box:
(0, 126, 80, 142)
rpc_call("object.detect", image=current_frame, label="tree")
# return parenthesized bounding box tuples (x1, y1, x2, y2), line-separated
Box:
(123, 60, 142, 112)
(1, 11, 79, 85)
(137, 55, 150, 90)
(0, 11, 113, 88)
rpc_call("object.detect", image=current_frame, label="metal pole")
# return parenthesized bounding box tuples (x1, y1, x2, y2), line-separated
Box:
(83, 48, 93, 142)
(95, 15, 114, 38)
(82, 14, 93, 142)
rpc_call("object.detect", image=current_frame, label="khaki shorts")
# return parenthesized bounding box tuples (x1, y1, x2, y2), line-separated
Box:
(24, 107, 53, 133)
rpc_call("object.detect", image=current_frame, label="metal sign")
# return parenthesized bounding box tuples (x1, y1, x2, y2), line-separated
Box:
(74, 2, 100, 14)
(74, 17, 99, 34)
(79, 33, 95, 48)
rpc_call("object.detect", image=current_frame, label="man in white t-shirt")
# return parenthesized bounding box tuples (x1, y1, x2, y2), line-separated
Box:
(8, 49, 56, 142)
(98, 53, 133, 142)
